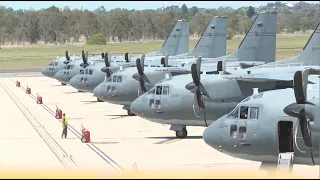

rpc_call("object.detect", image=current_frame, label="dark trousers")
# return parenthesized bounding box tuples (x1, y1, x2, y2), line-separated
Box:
(62, 125, 67, 138)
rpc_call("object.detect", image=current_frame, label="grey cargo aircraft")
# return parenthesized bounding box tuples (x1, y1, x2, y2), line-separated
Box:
(68, 19, 190, 95)
(54, 51, 126, 86)
(93, 16, 229, 115)
(130, 21, 320, 138)
(203, 68, 320, 174)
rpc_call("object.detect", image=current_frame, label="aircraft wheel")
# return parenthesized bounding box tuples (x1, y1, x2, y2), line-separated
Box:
(97, 98, 103, 102)
(127, 110, 136, 116)
(176, 129, 187, 139)
(61, 83, 67, 85)
(78, 90, 83, 92)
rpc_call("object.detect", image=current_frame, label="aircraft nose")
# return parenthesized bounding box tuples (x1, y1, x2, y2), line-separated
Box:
(130, 96, 144, 116)
(203, 123, 222, 151)
(69, 76, 78, 88)
(54, 70, 62, 80)
(41, 67, 47, 76)
(93, 84, 102, 98)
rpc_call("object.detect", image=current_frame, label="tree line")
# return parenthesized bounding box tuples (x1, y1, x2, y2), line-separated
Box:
(0, 1, 319, 45)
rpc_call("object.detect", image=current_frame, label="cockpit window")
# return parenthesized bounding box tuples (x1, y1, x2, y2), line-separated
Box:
(162, 86, 169, 95)
(89, 69, 93, 75)
(113, 75, 117, 82)
(54, 62, 58, 66)
(80, 70, 84, 74)
(85, 69, 88, 75)
(156, 86, 162, 95)
(67, 65, 70, 70)
(227, 107, 239, 118)
(70, 65, 74, 69)
(107, 76, 112, 82)
(147, 87, 155, 94)
(117, 76, 122, 82)
(240, 106, 249, 119)
(249, 107, 259, 119)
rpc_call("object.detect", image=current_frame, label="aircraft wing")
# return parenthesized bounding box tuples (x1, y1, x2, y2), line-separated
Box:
(222, 72, 316, 83)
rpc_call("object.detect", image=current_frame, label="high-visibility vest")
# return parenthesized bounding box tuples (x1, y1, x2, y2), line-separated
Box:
(62, 117, 68, 126)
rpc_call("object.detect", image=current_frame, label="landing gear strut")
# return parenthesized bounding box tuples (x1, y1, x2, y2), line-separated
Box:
(97, 98, 103, 102)
(127, 110, 136, 116)
(61, 83, 66, 85)
(175, 129, 188, 138)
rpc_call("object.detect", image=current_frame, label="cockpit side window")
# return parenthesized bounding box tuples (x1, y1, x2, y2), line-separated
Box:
(89, 69, 93, 75)
(85, 69, 88, 75)
(162, 86, 169, 95)
(147, 87, 155, 94)
(80, 70, 84, 74)
(54, 62, 58, 66)
(240, 106, 249, 119)
(113, 75, 117, 82)
(249, 107, 259, 119)
(227, 107, 239, 118)
(70, 65, 74, 69)
(156, 86, 162, 95)
(107, 76, 112, 82)
(67, 65, 70, 70)
(117, 76, 122, 82)
(230, 125, 237, 139)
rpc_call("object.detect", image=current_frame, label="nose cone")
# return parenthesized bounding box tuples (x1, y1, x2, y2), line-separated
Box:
(54, 70, 63, 81)
(203, 123, 222, 151)
(93, 84, 102, 98)
(41, 67, 48, 76)
(130, 96, 144, 116)
(69, 76, 78, 89)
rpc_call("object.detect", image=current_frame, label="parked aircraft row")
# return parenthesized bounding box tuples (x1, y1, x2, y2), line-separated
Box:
(40, 12, 320, 174)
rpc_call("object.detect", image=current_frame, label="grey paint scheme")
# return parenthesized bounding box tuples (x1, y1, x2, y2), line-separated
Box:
(203, 79, 320, 165)
(41, 56, 80, 78)
(66, 19, 190, 93)
(130, 18, 320, 138)
(130, 12, 278, 122)
(93, 16, 229, 109)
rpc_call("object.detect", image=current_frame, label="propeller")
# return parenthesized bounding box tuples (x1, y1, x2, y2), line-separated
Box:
(101, 52, 112, 78)
(283, 68, 320, 149)
(63, 50, 71, 64)
(125, 53, 129, 62)
(160, 54, 169, 67)
(101, 52, 105, 59)
(185, 57, 210, 109)
(80, 50, 89, 68)
(132, 54, 150, 93)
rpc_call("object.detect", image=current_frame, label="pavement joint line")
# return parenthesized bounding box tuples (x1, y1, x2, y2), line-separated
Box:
(0, 80, 81, 172)
(9, 77, 124, 173)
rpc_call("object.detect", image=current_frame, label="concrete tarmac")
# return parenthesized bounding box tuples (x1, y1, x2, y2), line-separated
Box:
(0, 72, 319, 178)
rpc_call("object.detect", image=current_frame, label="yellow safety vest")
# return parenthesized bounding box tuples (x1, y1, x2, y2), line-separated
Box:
(62, 117, 68, 126)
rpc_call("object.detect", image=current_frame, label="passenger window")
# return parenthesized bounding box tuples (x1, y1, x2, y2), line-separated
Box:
(240, 106, 249, 119)
(230, 125, 237, 139)
(117, 76, 122, 82)
(249, 107, 259, 119)
(156, 86, 162, 95)
(239, 126, 247, 139)
(85, 69, 88, 75)
(113, 76, 117, 82)
(227, 107, 239, 118)
(89, 69, 93, 75)
(162, 86, 169, 95)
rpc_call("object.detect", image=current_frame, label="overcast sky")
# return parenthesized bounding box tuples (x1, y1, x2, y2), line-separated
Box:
(0, 1, 318, 11)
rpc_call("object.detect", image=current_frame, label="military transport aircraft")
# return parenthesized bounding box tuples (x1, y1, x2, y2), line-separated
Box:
(93, 12, 277, 116)
(67, 19, 190, 94)
(130, 22, 320, 138)
(203, 68, 320, 174)
(92, 16, 228, 114)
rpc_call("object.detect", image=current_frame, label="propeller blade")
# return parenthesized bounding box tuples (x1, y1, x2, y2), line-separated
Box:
(132, 73, 141, 81)
(105, 52, 110, 67)
(101, 52, 105, 59)
(191, 64, 200, 86)
(85, 50, 88, 63)
(65, 50, 70, 60)
(125, 53, 129, 62)
(196, 89, 205, 109)
(298, 109, 313, 148)
(293, 71, 305, 104)
(81, 50, 87, 65)
(136, 58, 144, 75)
(139, 78, 147, 92)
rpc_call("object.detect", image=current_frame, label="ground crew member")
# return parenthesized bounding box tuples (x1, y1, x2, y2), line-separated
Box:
(61, 113, 68, 138)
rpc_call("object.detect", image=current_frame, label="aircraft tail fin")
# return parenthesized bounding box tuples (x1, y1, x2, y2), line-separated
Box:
(159, 20, 189, 56)
(284, 23, 320, 66)
(190, 16, 227, 58)
(228, 12, 277, 63)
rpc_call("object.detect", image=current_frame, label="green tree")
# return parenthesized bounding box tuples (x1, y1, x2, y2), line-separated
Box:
(85, 33, 106, 45)
(181, 4, 188, 19)
(226, 28, 236, 40)
(246, 6, 255, 18)
(190, 6, 198, 16)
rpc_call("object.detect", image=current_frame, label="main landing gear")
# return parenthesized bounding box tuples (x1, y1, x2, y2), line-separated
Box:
(127, 110, 136, 116)
(170, 125, 188, 138)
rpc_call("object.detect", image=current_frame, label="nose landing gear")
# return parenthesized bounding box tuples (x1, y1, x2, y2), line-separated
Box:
(127, 110, 136, 116)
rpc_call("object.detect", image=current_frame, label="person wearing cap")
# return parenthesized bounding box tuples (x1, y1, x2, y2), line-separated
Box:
(61, 113, 68, 138)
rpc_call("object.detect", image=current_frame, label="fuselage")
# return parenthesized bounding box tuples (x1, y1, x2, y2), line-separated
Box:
(203, 87, 320, 165)
(41, 57, 69, 78)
